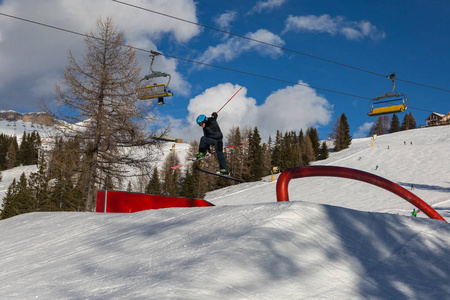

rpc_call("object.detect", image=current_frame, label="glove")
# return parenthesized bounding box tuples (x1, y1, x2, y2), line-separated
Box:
(211, 112, 218, 119)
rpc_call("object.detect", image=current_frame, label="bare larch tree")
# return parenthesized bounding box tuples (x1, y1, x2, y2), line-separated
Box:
(44, 17, 169, 211)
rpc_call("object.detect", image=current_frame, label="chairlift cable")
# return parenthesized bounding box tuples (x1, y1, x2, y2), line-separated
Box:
(111, 0, 384, 78)
(0, 11, 370, 100)
(111, 0, 450, 93)
(0, 12, 443, 113)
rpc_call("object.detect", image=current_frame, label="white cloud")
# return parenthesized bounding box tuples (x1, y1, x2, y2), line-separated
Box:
(249, 0, 288, 14)
(256, 81, 333, 139)
(196, 29, 284, 65)
(0, 0, 199, 110)
(354, 122, 374, 138)
(283, 14, 385, 41)
(214, 10, 237, 31)
(166, 81, 333, 143)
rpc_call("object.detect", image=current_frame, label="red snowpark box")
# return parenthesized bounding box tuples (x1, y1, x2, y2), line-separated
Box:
(96, 190, 215, 213)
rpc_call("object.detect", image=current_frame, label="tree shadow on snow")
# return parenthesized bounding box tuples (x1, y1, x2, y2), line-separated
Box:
(398, 182, 450, 193)
(324, 204, 450, 299)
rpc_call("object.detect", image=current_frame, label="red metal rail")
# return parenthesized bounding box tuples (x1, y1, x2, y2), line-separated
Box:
(276, 166, 447, 222)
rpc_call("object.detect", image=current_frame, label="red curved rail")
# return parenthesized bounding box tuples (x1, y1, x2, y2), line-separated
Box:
(276, 166, 447, 222)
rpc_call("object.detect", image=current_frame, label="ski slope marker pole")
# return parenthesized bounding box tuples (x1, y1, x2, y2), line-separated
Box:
(216, 86, 243, 114)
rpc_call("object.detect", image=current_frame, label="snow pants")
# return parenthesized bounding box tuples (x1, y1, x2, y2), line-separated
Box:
(199, 136, 228, 170)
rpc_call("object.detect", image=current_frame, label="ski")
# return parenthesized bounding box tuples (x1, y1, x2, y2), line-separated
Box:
(195, 167, 244, 183)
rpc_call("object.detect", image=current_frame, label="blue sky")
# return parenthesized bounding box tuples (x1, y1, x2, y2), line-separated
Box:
(0, 0, 449, 143)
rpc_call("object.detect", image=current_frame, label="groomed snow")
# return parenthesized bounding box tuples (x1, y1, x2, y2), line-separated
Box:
(0, 125, 449, 299)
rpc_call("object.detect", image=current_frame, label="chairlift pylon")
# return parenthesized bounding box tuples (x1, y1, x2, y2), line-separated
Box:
(136, 51, 173, 103)
(368, 72, 407, 117)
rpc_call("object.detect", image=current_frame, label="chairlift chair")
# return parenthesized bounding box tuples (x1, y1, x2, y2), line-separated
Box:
(368, 72, 408, 117)
(136, 51, 173, 102)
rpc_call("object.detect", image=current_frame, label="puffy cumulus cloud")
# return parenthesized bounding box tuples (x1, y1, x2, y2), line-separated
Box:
(283, 14, 385, 41)
(354, 122, 374, 138)
(256, 82, 333, 139)
(108, 0, 200, 44)
(0, 0, 198, 110)
(196, 29, 284, 65)
(166, 81, 333, 143)
(248, 0, 288, 14)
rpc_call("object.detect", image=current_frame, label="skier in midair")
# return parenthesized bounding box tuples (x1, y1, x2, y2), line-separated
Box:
(195, 112, 229, 175)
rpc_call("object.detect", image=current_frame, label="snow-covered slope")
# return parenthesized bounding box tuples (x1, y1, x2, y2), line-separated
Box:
(0, 125, 449, 299)
(1, 202, 449, 299)
(0, 165, 38, 209)
(208, 126, 450, 218)
(0, 118, 52, 137)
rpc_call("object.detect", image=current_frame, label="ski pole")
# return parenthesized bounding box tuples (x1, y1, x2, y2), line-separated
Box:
(216, 86, 242, 114)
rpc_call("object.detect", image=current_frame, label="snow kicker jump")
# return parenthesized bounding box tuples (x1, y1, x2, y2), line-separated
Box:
(276, 166, 447, 222)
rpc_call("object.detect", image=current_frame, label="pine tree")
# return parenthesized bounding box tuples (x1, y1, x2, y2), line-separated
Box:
(318, 141, 329, 160)
(246, 127, 264, 181)
(400, 113, 417, 130)
(332, 113, 352, 151)
(389, 113, 400, 133)
(6, 139, 18, 169)
(0, 134, 10, 170)
(271, 130, 283, 171)
(261, 143, 272, 175)
(369, 115, 391, 136)
(302, 134, 315, 165)
(0, 178, 19, 219)
(49, 170, 82, 211)
(180, 168, 196, 198)
(27, 158, 50, 211)
(278, 130, 298, 170)
(186, 140, 211, 196)
(29, 131, 41, 165)
(162, 152, 180, 196)
(19, 131, 30, 165)
(297, 130, 305, 167)
(47, 136, 86, 210)
(225, 126, 247, 180)
(282, 131, 296, 167)
(308, 127, 320, 160)
(16, 173, 34, 214)
(339, 113, 352, 149)
(192, 161, 208, 198)
(0, 173, 35, 218)
(146, 168, 162, 194)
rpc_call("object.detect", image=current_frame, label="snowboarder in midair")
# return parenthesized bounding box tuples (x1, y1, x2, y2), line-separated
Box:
(195, 112, 229, 175)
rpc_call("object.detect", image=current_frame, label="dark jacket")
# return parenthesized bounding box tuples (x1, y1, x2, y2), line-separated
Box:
(203, 116, 223, 140)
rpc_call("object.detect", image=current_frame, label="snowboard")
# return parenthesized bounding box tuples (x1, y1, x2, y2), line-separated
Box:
(195, 167, 244, 183)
